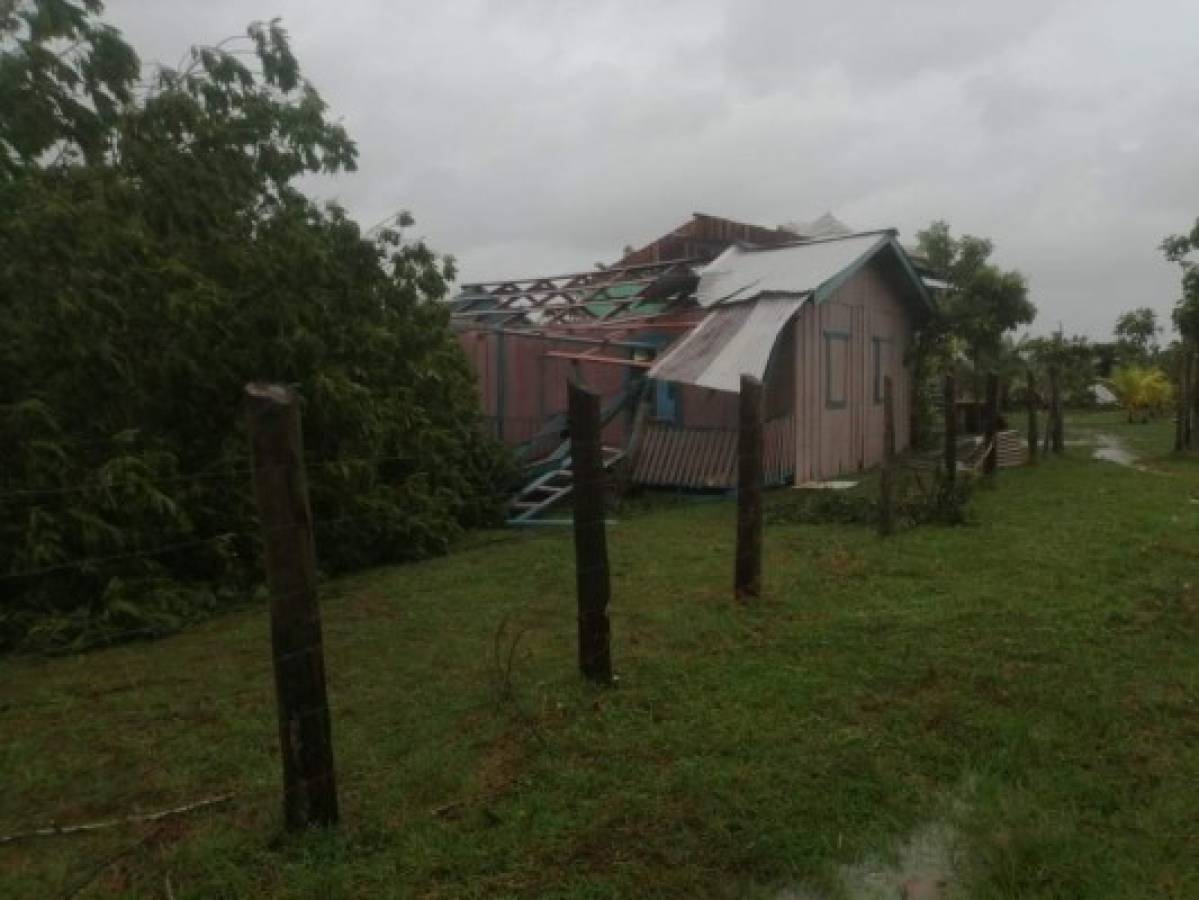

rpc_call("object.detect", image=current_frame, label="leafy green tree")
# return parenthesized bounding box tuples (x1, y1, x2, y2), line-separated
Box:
(0, 0, 510, 649)
(1161, 219, 1199, 449)
(915, 221, 1036, 377)
(1023, 332, 1095, 408)
(1162, 220, 1199, 343)
(1113, 307, 1159, 362)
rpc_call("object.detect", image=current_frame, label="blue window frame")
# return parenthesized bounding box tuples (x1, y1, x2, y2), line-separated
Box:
(654, 379, 678, 423)
(824, 330, 850, 410)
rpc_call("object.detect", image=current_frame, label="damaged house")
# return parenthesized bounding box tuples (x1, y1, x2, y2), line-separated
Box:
(450, 213, 935, 520)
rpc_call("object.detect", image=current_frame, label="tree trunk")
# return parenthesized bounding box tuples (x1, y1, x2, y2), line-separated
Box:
(1050, 366, 1064, 455)
(983, 372, 999, 475)
(943, 373, 957, 486)
(1187, 349, 1196, 450)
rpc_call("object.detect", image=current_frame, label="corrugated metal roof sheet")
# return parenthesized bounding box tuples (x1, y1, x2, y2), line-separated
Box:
(696, 232, 890, 307)
(648, 296, 805, 393)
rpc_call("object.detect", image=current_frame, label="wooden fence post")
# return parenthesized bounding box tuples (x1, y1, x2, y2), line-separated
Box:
(1049, 366, 1064, 455)
(1026, 370, 1038, 465)
(245, 383, 339, 830)
(735, 374, 764, 601)
(943, 373, 957, 486)
(879, 375, 896, 537)
(1184, 349, 1194, 450)
(984, 372, 999, 476)
(567, 380, 612, 684)
(1175, 353, 1186, 452)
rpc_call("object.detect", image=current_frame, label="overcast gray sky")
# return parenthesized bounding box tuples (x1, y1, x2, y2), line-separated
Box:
(105, 0, 1199, 340)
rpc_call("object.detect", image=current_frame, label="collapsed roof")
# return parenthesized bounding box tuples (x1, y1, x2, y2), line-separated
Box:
(448, 212, 935, 334)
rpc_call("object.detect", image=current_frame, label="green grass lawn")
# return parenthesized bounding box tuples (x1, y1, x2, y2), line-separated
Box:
(2, 411, 1197, 898)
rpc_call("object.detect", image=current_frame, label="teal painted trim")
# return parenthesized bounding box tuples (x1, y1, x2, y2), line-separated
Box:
(812, 234, 935, 316)
(889, 237, 937, 314)
(824, 330, 850, 410)
(812, 235, 890, 304)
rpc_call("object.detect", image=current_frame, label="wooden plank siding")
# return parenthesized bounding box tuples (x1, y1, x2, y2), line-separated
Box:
(794, 261, 913, 483)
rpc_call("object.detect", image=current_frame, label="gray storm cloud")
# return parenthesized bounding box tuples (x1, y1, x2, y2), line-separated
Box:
(104, 0, 1199, 339)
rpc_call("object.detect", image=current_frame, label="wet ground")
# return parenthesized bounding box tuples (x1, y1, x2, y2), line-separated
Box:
(779, 820, 961, 900)
(1091, 433, 1137, 467)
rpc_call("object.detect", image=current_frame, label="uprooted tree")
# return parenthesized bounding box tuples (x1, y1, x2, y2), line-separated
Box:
(0, 0, 511, 649)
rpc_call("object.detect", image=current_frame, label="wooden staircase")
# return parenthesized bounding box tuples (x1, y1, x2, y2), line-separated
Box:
(507, 447, 624, 525)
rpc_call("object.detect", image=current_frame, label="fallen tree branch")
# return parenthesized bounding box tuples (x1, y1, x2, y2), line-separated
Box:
(0, 793, 235, 845)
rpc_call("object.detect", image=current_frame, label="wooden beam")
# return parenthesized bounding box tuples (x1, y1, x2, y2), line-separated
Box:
(543, 350, 653, 368)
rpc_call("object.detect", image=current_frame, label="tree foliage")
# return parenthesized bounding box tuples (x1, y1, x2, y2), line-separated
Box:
(1162, 218, 1199, 343)
(1106, 366, 1173, 423)
(0, 0, 511, 650)
(1113, 307, 1159, 362)
(1022, 332, 1096, 408)
(915, 220, 1036, 372)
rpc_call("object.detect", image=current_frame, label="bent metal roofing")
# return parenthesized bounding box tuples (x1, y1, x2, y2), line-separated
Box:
(647, 295, 805, 392)
(649, 231, 932, 393)
(698, 231, 899, 307)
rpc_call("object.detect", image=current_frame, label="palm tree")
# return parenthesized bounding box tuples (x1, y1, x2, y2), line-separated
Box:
(1107, 366, 1174, 422)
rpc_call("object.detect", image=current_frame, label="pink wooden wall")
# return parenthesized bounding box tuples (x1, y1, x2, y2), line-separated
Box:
(456, 328, 633, 448)
(457, 258, 913, 485)
(793, 262, 912, 482)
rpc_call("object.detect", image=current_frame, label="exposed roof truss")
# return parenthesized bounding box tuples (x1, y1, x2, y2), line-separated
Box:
(451, 258, 699, 327)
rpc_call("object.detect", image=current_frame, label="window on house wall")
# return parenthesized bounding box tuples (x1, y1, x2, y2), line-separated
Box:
(824, 330, 850, 410)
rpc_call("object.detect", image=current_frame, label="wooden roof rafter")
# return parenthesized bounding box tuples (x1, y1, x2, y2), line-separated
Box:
(455, 258, 700, 316)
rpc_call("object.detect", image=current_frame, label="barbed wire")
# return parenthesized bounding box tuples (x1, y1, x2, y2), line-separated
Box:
(0, 499, 494, 582)
(0, 451, 428, 502)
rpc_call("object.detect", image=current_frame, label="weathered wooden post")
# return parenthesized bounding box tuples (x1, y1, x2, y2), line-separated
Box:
(983, 372, 999, 475)
(245, 383, 339, 830)
(879, 375, 896, 537)
(1026, 370, 1038, 465)
(1049, 365, 1064, 455)
(734, 374, 764, 601)
(943, 373, 957, 486)
(567, 380, 612, 684)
